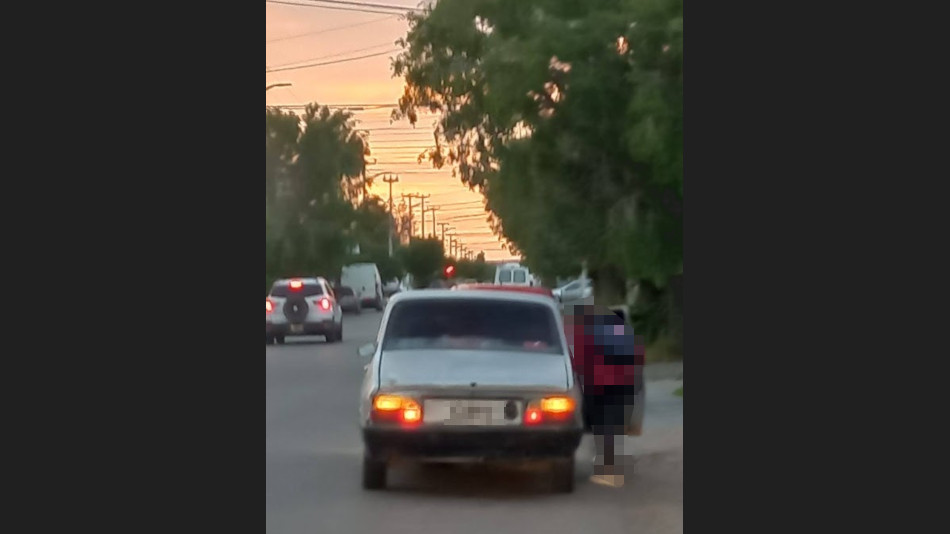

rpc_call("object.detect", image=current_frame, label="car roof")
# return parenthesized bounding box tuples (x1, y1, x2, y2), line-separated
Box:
(453, 283, 554, 298)
(273, 277, 326, 285)
(389, 288, 556, 306)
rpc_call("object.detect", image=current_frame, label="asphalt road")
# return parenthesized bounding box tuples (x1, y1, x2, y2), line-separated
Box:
(266, 310, 683, 534)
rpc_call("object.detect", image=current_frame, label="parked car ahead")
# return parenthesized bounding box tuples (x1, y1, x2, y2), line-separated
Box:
(553, 278, 593, 304)
(357, 289, 582, 492)
(382, 279, 402, 297)
(335, 285, 361, 314)
(341, 263, 384, 311)
(266, 277, 344, 344)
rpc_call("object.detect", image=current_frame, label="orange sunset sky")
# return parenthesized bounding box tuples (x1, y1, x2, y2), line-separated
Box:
(266, 1, 519, 263)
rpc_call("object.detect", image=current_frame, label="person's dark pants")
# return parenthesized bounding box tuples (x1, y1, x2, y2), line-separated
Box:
(584, 385, 637, 474)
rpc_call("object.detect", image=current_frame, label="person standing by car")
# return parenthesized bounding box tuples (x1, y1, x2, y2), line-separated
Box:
(565, 305, 643, 488)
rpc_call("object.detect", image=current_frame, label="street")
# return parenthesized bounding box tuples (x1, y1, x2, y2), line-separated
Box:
(266, 310, 683, 534)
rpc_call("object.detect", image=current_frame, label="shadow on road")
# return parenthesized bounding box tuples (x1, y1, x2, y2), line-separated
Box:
(383, 460, 577, 499)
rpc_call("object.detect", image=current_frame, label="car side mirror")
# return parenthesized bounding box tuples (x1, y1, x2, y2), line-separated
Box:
(358, 343, 376, 359)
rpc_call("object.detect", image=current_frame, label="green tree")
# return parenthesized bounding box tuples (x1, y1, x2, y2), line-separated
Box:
(455, 257, 493, 281)
(398, 238, 445, 288)
(391, 0, 682, 342)
(265, 104, 371, 283)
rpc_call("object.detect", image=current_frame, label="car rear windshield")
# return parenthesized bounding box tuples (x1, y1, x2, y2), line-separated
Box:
(269, 282, 324, 298)
(382, 299, 562, 354)
(498, 270, 512, 283)
(513, 270, 527, 283)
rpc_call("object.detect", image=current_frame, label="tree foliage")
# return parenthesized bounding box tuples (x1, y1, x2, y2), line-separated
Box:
(392, 0, 682, 341)
(266, 104, 396, 288)
(398, 238, 445, 288)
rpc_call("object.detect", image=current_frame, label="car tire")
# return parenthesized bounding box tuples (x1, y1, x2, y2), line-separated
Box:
(362, 454, 387, 490)
(551, 456, 575, 493)
(275, 335, 286, 345)
(266, 335, 275, 345)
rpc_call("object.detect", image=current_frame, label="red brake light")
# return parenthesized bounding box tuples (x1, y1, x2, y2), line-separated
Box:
(524, 406, 542, 425)
(289, 279, 303, 290)
(372, 395, 422, 425)
(265, 299, 274, 313)
(317, 297, 331, 310)
(401, 401, 422, 423)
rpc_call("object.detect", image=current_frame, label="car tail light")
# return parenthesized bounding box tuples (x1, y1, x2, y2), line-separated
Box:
(317, 297, 331, 311)
(524, 406, 543, 425)
(289, 279, 303, 290)
(266, 299, 274, 313)
(541, 396, 575, 414)
(374, 395, 404, 411)
(524, 397, 575, 425)
(372, 394, 422, 424)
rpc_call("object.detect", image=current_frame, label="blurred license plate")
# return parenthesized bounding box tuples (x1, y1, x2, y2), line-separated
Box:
(423, 399, 513, 426)
(289, 324, 304, 334)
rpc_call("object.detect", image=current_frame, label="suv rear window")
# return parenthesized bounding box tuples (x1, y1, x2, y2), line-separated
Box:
(382, 299, 562, 353)
(269, 282, 324, 298)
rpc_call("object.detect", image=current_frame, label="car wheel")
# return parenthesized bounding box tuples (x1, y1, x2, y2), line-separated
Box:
(266, 335, 275, 345)
(362, 454, 387, 490)
(551, 456, 575, 493)
(276, 335, 285, 345)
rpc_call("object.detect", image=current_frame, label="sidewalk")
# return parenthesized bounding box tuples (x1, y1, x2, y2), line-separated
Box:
(645, 361, 684, 382)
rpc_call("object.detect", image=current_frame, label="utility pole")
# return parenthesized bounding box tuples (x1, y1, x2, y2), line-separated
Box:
(427, 206, 439, 238)
(402, 194, 416, 240)
(382, 174, 398, 256)
(402, 193, 429, 238)
(418, 194, 430, 238)
(438, 223, 452, 246)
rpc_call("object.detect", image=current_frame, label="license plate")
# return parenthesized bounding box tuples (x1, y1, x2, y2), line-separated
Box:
(423, 399, 519, 426)
(289, 324, 304, 334)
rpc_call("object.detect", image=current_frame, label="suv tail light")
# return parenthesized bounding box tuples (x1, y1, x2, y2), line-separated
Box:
(316, 297, 331, 311)
(266, 299, 274, 313)
(372, 394, 422, 424)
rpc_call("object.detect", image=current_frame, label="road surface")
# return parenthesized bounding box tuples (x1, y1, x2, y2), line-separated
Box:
(266, 311, 683, 534)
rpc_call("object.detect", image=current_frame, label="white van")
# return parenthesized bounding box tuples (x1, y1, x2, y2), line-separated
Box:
(493, 263, 535, 287)
(341, 263, 384, 311)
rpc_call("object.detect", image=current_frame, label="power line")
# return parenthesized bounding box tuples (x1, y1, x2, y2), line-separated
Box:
(298, 0, 422, 12)
(268, 41, 395, 69)
(265, 0, 411, 16)
(266, 15, 395, 44)
(265, 49, 399, 73)
(266, 103, 399, 108)
(437, 199, 483, 206)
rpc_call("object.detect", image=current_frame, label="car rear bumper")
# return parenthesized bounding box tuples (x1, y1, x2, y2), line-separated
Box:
(362, 427, 583, 460)
(266, 320, 336, 336)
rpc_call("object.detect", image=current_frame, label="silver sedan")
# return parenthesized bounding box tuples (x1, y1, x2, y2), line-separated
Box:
(357, 289, 583, 492)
